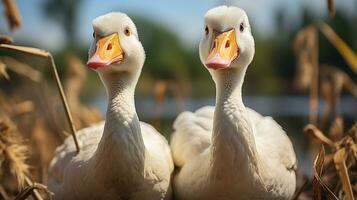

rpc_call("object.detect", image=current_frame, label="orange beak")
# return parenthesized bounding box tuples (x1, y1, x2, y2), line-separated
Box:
(205, 29, 239, 70)
(87, 33, 124, 69)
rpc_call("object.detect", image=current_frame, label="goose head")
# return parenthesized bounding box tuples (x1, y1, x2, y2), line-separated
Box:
(87, 12, 145, 82)
(199, 6, 254, 73)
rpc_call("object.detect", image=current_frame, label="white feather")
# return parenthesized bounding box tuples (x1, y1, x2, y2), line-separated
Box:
(171, 6, 297, 200)
(48, 12, 173, 200)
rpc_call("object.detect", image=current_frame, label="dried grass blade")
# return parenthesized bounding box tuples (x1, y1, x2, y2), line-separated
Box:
(24, 177, 44, 200)
(293, 26, 320, 124)
(329, 117, 344, 142)
(0, 117, 29, 189)
(14, 185, 37, 200)
(0, 185, 11, 200)
(0, 60, 10, 80)
(305, 124, 336, 148)
(0, 56, 42, 82)
(48, 56, 80, 153)
(2, 0, 21, 30)
(313, 146, 339, 200)
(327, 0, 335, 16)
(16, 178, 53, 200)
(12, 101, 34, 116)
(313, 146, 325, 200)
(0, 35, 13, 44)
(318, 22, 357, 73)
(347, 123, 357, 138)
(333, 148, 354, 200)
(0, 44, 50, 57)
(293, 27, 313, 90)
(309, 26, 319, 125)
(0, 44, 80, 153)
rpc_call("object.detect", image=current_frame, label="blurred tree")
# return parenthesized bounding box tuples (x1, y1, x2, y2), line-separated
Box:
(132, 16, 216, 97)
(131, 16, 193, 97)
(321, 12, 356, 73)
(133, 16, 189, 81)
(42, 0, 83, 47)
(41, 0, 95, 98)
(35, 4, 356, 98)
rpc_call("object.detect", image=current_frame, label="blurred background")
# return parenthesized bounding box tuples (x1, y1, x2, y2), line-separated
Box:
(0, 0, 356, 199)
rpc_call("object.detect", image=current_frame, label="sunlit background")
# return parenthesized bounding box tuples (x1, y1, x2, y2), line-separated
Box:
(0, 0, 357, 193)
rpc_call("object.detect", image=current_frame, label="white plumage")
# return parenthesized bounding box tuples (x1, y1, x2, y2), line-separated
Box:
(48, 12, 173, 200)
(171, 6, 297, 200)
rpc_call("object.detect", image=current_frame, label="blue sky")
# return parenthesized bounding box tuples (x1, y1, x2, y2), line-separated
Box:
(0, 0, 355, 50)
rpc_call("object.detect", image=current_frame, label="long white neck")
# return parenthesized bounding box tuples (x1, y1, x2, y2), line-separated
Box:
(92, 71, 145, 177)
(210, 67, 263, 181)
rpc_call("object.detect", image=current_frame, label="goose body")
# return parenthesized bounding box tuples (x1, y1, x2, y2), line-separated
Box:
(171, 6, 297, 200)
(48, 12, 173, 200)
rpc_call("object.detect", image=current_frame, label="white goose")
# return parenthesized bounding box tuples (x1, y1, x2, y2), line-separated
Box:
(171, 6, 297, 200)
(48, 12, 173, 200)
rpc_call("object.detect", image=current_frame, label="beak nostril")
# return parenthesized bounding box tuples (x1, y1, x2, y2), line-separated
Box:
(107, 43, 113, 50)
(212, 41, 216, 50)
(225, 40, 230, 48)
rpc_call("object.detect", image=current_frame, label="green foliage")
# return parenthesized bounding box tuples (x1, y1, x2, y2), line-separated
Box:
(42, 0, 83, 46)
(36, 7, 357, 97)
(133, 17, 190, 80)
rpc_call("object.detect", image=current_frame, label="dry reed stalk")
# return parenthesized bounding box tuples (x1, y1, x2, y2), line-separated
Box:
(153, 80, 184, 129)
(319, 65, 357, 128)
(303, 123, 357, 199)
(0, 56, 42, 82)
(169, 81, 185, 115)
(11, 101, 34, 116)
(0, 44, 48, 57)
(23, 176, 44, 200)
(31, 118, 60, 183)
(312, 146, 323, 200)
(318, 22, 357, 73)
(320, 70, 337, 128)
(64, 53, 102, 129)
(294, 25, 357, 128)
(327, 0, 335, 17)
(0, 117, 29, 189)
(333, 148, 354, 200)
(329, 117, 344, 142)
(15, 176, 54, 200)
(293, 29, 314, 90)
(0, 116, 48, 199)
(0, 91, 12, 114)
(36, 84, 69, 141)
(64, 54, 87, 108)
(310, 28, 319, 126)
(2, 0, 21, 30)
(293, 26, 319, 124)
(0, 35, 13, 44)
(312, 146, 339, 200)
(0, 185, 11, 200)
(0, 95, 34, 117)
(0, 44, 80, 153)
(154, 80, 167, 129)
(305, 124, 336, 148)
(0, 60, 10, 79)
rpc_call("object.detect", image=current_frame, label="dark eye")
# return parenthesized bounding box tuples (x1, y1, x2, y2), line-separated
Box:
(92, 32, 95, 38)
(240, 23, 244, 32)
(205, 26, 209, 35)
(124, 28, 130, 36)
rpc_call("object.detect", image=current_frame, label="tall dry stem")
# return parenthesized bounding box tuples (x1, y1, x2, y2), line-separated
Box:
(0, 44, 80, 153)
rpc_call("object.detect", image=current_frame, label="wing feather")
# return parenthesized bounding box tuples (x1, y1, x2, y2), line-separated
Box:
(171, 106, 214, 167)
